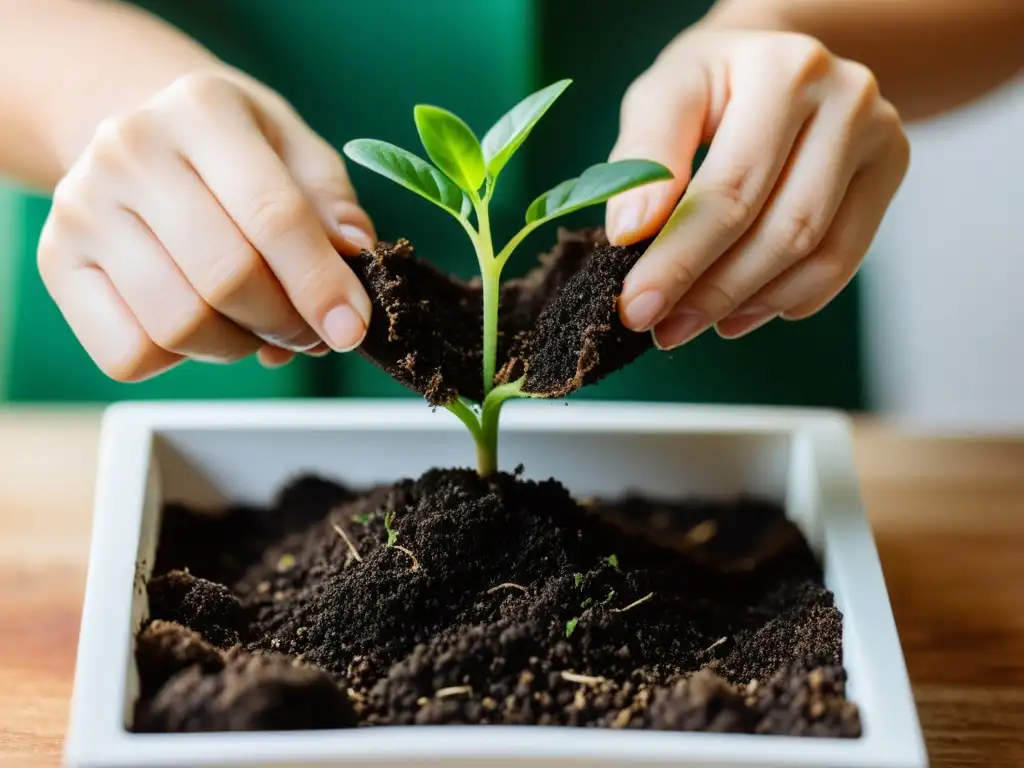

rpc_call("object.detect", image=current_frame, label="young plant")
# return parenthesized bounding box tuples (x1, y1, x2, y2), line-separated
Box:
(343, 80, 672, 476)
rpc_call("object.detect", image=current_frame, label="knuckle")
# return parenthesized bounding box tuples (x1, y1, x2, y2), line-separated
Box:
(662, 258, 699, 294)
(843, 61, 882, 119)
(784, 33, 832, 83)
(621, 71, 656, 119)
(770, 211, 822, 259)
(700, 175, 756, 234)
(246, 188, 311, 243)
(166, 71, 235, 109)
(150, 299, 218, 353)
(696, 281, 741, 318)
(197, 244, 263, 308)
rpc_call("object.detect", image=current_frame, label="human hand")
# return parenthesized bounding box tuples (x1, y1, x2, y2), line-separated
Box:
(606, 25, 910, 349)
(37, 69, 376, 381)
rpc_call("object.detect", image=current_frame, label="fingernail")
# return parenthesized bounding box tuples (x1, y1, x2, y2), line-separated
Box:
(254, 330, 321, 353)
(716, 306, 777, 339)
(338, 223, 375, 254)
(621, 289, 666, 331)
(322, 304, 366, 352)
(303, 342, 331, 357)
(653, 309, 707, 350)
(609, 197, 647, 244)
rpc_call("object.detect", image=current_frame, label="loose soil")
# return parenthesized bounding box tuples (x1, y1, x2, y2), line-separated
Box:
(134, 469, 860, 737)
(349, 227, 653, 404)
(131, 227, 860, 738)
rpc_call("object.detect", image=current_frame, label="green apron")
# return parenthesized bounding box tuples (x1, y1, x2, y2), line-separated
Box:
(0, 0, 865, 408)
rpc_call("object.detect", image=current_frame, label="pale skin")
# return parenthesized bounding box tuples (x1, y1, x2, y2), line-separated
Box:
(0, 1, 1021, 379)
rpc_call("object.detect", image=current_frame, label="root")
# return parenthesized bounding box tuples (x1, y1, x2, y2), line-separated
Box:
(332, 523, 363, 563)
(700, 636, 727, 655)
(485, 582, 529, 595)
(435, 685, 472, 699)
(611, 592, 654, 613)
(393, 545, 420, 571)
(560, 671, 606, 685)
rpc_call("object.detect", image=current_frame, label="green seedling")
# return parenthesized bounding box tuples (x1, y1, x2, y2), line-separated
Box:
(344, 80, 672, 476)
(606, 554, 620, 570)
(574, 572, 583, 589)
(565, 617, 579, 638)
(581, 597, 594, 610)
(384, 510, 398, 547)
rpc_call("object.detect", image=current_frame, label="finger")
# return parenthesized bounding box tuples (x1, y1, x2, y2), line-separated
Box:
(165, 77, 372, 352)
(275, 121, 377, 257)
(605, 65, 709, 246)
(716, 141, 908, 338)
(652, 88, 866, 349)
(257, 345, 296, 368)
(619, 46, 825, 333)
(96, 209, 262, 361)
(129, 152, 321, 352)
(45, 264, 183, 382)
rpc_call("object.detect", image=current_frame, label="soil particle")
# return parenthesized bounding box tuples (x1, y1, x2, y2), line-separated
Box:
(134, 469, 860, 737)
(348, 228, 652, 404)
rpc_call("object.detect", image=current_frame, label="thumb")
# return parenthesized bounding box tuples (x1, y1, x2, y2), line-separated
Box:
(605, 66, 709, 246)
(278, 120, 378, 257)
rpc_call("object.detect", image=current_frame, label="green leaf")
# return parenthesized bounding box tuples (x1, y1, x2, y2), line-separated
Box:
(565, 617, 579, 638)
(574, 572, 583, 588)
(384, 509, 398, 547)
(581, 597, 594, 610)
(481, 79, 572, 179)
(606, 554, 619, 569)
(343, 139, 471, 218)
(413, 105, 485, 194)
(525, 159, 673, 224)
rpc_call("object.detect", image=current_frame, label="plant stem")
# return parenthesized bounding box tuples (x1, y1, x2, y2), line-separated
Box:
(478, 378, 526, 475)
(473, 199, 499, 399)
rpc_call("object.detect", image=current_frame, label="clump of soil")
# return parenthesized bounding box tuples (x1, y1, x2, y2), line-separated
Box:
(349, 227, 653, 405)
(133, 469, 861, 737)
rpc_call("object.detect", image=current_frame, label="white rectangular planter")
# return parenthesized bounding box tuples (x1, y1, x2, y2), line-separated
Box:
(65, 400, 928, 768)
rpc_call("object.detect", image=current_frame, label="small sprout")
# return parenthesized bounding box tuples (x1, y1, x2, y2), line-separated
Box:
(486, 582, 528, 595)
(332, 523, 363, 563)
(581, 597, 594, 610)
(565, 617, 579, 638)
(701, 636, 728, 655)
(606, 589, 616, 602)
(606, 554, 620, 569)
(384, 509, 398, 547)
(275, 554, 296, 572)
(611, 592, 654, 614)
(352, 513, 371, 525)
(574, 573, 583, 588)
(296, 626, 307, 636)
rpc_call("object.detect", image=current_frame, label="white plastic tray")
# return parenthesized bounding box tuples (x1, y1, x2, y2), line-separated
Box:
(64, 400, 928, 767)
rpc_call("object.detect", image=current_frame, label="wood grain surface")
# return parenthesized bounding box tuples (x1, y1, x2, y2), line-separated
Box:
(1, 408, 1022, 767)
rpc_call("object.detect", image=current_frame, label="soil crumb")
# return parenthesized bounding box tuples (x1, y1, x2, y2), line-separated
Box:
(133, 469, 861, 738)
(349, 228, 653, 404)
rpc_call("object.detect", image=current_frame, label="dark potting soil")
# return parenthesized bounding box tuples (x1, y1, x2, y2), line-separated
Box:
(134, 468, 861, 738)
(349, 227, 654, 405)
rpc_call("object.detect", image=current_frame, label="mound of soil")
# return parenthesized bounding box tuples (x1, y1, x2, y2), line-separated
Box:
(133, 469, 861, 737)
(348, 227, 654, 405)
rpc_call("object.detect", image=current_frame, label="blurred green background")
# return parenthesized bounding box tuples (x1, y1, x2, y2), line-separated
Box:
(0, 0, 864, 408)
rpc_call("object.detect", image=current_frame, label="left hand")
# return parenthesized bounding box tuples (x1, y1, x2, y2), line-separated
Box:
(606, 24, 910, 349)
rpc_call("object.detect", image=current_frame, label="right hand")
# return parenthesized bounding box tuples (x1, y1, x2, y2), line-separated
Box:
(37, 69, 376, 381)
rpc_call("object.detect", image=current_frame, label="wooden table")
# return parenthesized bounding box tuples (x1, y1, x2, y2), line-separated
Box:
(1, 408, 1022, 767)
